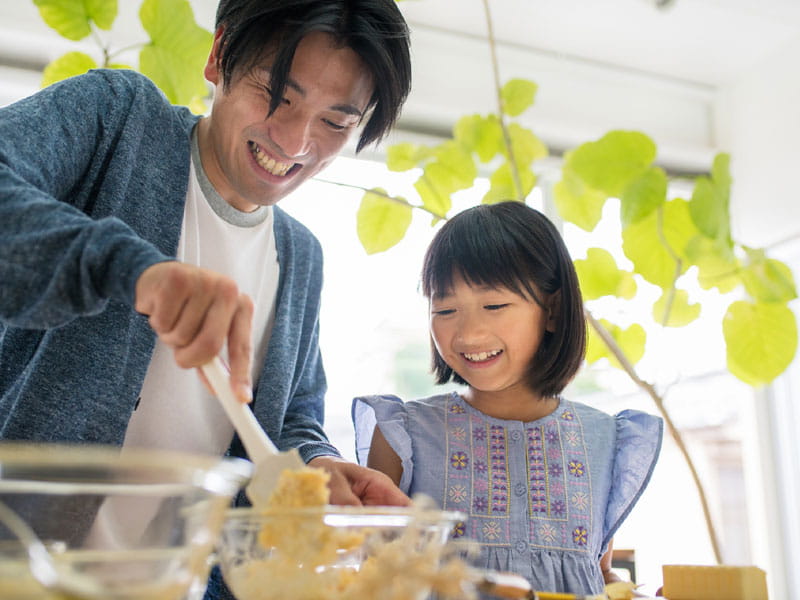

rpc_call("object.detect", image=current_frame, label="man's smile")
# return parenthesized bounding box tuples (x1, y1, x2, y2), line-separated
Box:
(248, 141, 295, 176)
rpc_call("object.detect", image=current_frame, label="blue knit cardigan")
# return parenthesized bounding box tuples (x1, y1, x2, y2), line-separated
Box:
(0, 69, 339, 464)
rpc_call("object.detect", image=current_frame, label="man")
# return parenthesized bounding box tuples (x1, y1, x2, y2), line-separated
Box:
(0, 0, 411, 511)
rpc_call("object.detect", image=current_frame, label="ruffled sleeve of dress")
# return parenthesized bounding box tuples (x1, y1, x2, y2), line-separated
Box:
(352, 395, 415, 493)
(603, 409, 664, 546)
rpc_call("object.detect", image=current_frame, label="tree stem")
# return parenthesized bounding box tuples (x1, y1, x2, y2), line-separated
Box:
(585, 308, 723, 564)
(481, 0, 524, 201)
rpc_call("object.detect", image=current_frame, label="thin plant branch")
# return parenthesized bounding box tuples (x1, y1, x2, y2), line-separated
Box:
(481, 0, 524, 201)
(584, 308, 723, 564)
(312, 177, 447, 220)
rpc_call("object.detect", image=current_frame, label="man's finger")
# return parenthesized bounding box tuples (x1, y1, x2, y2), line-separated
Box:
(227, 295, 254, 403)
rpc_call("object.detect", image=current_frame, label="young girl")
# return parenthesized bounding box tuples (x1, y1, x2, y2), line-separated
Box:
(352, 201, 663, 596)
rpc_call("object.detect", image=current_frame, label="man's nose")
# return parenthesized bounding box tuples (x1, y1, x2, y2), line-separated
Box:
(267, 109, 312, 159)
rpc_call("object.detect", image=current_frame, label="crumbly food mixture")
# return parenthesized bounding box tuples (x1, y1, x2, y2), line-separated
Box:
(225, 466, 474, 600)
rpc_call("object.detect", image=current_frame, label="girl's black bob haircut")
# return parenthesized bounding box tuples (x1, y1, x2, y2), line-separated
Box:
(421, 201, 586, 398)
(214, 0, 411, 152)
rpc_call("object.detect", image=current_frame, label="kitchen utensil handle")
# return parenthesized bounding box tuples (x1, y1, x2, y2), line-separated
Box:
(201, 357, 279, 461)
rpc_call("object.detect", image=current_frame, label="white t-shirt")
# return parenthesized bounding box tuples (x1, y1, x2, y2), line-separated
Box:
(86, 133, 280, 550)
(123, 133, 280, 457)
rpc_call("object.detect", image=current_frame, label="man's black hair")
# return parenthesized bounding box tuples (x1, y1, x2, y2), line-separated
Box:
(214, 0, 411, 152)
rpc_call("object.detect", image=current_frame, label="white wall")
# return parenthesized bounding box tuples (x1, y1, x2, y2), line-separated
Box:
(398, 24, 717, 175)
(715, 33, 800, 599)
(717, 35, 800, 249)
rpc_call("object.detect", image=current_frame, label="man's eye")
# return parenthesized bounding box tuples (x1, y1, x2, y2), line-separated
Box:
(323, 119, 348, 131)
(264, 87, 289, 105)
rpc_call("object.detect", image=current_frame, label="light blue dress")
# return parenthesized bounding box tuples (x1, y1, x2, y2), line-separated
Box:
(352, 392, 663, 595)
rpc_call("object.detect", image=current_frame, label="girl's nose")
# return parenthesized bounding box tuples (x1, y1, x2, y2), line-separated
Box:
(455, 311, 487, 344)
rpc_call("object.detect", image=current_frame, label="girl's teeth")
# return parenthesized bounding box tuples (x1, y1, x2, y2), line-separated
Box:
(464, 350, 501, 361)
(250, 142, 292, 176)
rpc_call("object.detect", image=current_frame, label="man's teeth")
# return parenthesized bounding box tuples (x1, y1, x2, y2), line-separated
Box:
(250, 142, 292, 176)
(463, 350, 502, 361)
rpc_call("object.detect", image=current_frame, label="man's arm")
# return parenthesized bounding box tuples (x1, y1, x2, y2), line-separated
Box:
(0, 71, 167, 328)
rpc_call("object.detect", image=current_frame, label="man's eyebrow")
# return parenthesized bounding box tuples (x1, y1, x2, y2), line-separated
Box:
(282, 77, 364, 117)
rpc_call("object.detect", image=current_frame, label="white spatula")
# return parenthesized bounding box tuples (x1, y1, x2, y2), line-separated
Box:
(200, 357, 305, 507)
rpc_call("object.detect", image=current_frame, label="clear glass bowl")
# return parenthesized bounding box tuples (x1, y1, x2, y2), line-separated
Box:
(217, 505, 466, 600)
(0, 443, 251, 599)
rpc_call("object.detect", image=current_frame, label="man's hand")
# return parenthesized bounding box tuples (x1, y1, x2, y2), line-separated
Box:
(308, 455, 411, 507)
(135, 261, 254, 402)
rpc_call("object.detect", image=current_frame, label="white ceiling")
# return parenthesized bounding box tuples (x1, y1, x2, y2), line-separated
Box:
(2, 0, 799, 172)
(397, 0, 800, 88)
(4, 0, 799, 90)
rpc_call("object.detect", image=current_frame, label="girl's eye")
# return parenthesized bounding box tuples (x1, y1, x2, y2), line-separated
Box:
(432, 308, 455, 316)
(485, 303, 509, 310)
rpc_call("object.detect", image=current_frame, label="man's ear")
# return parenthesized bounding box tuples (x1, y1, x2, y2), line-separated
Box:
(204, 26, 225, 85)
(545, 290, 561, 333)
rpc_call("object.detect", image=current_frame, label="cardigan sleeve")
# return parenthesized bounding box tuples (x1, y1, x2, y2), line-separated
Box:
(0, 70, 172, 329)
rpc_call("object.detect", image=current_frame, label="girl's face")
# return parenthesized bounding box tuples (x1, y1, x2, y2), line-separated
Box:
(429, 274, 555, 412)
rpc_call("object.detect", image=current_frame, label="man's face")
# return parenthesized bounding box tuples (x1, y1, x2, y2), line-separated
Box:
(198, 31, 374, 212)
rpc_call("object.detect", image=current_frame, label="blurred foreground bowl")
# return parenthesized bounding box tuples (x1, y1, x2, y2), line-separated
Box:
(0, 443, 251, 599)
(218, 505, 467, 600)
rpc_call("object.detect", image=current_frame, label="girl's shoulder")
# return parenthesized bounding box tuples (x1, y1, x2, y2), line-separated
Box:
(355, 391, 458, 415)
(561, 398, 661, 428)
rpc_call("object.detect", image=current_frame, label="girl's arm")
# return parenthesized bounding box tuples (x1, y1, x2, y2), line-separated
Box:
(366, 425, 403, 486)
(601, 537, 623, 584)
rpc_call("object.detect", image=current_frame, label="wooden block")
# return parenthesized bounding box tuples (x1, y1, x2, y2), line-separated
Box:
(662, 565, 768, 600)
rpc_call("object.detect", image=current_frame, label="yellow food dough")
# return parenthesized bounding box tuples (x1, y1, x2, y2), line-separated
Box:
(225, 467, 474, 600)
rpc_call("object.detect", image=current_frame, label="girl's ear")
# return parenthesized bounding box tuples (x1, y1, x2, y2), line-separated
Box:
(545, 290, 561, 333)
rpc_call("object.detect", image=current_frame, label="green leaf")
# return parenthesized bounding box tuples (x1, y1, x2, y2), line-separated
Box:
(689, 153, 732, 248)
(501, 78, 538, 117)
(741, 249, 797, 303)
(431, 141, 478, 191)
(574, 248, 637, 301)
(505, 123, 548, 167)
(586, 319, 646, 369)
(482, 162, 536, 204)
(356, 189, 413, 254)
(684, 235, 741, 293)
(88, 0, 116, 29)
(652, 288, 701, 327)
(386, 142, 432, 172)
(724, 300, 797, 386)
(567, 130, 656, 197)
(34, 0, 117, 40)
(139, 0, 213, 106)
(622, 198, 697, 288)
(41, 51, 98, 87)
(453, 114, 503, 163)
(553, 167, 607, 232)
(620, 166, 667, 226)
(414, 174, 451, 218)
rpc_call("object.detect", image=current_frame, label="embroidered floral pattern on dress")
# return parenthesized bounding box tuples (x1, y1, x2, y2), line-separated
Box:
(483, 521, 502, 541)
(490, 426, 508, 513)
(443, 397, 592, 553)
(449, 484, 468, 503)
(572, 526, 588, 546)
(451, 451, 469, 470)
